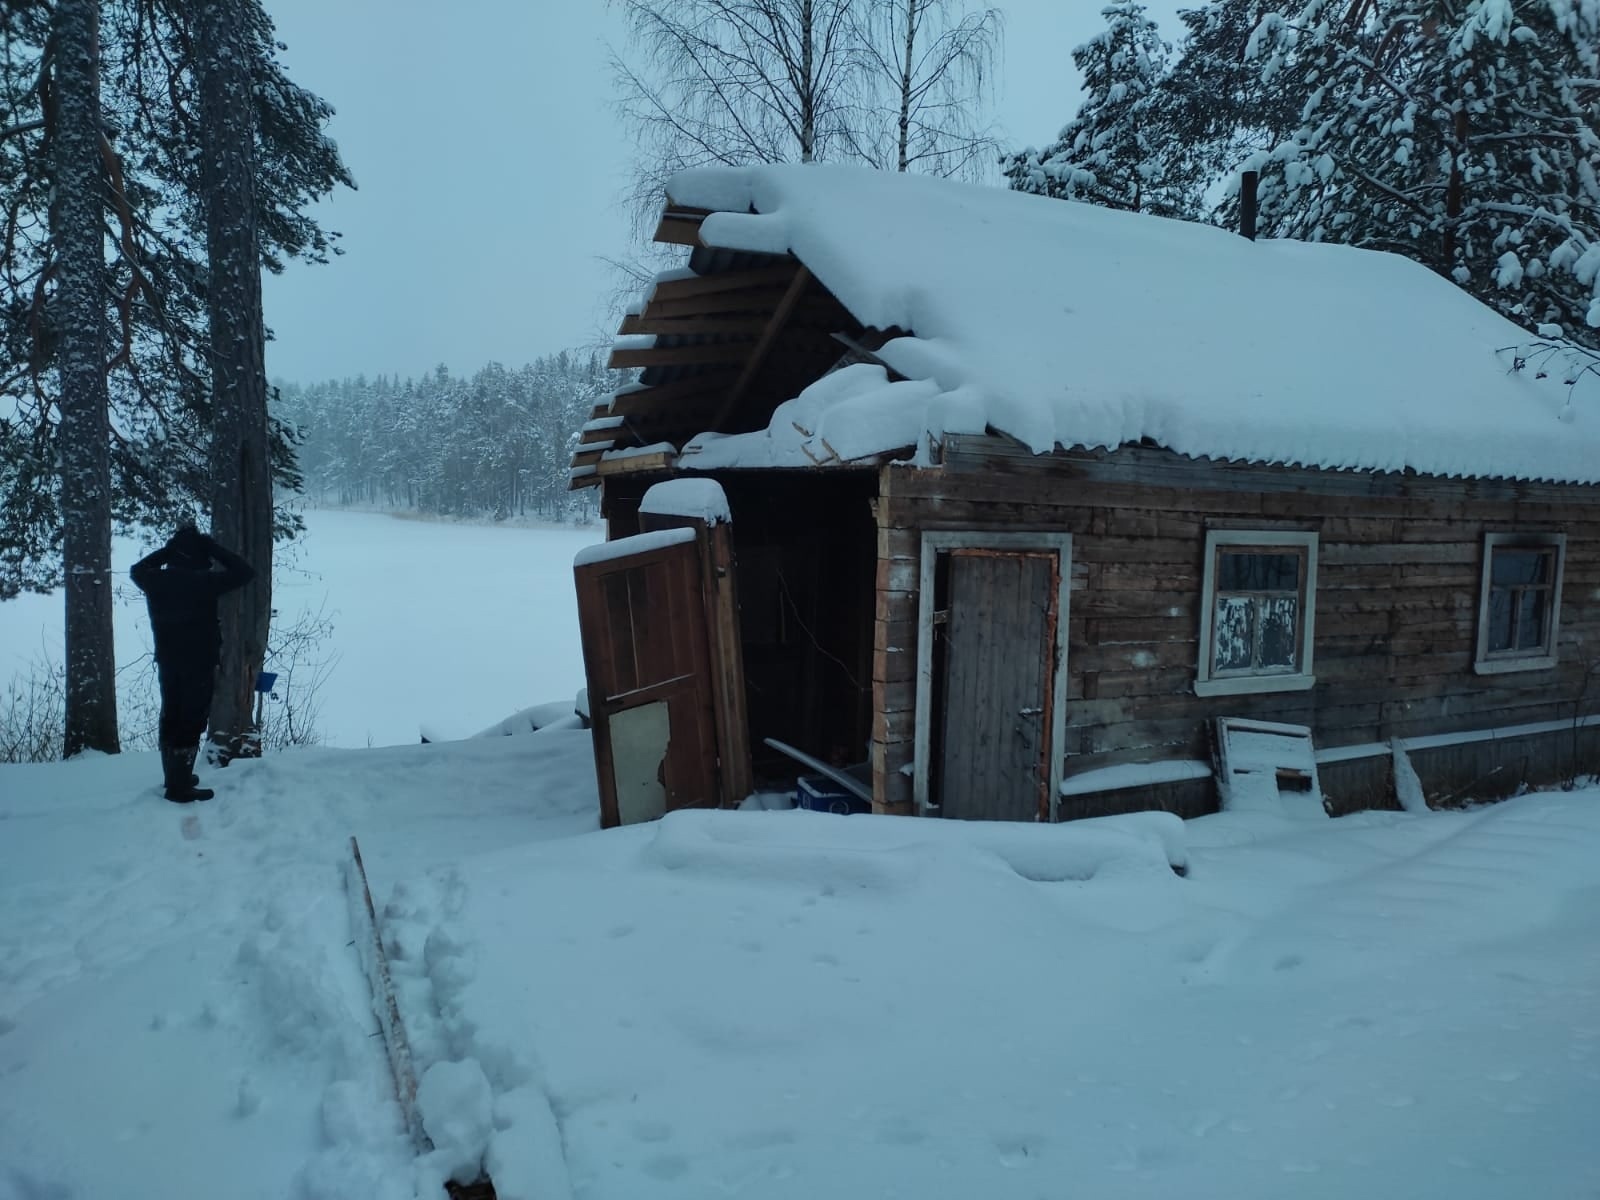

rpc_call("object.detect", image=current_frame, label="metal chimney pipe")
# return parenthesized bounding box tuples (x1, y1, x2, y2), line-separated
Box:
(1240, 171, 1259, 241)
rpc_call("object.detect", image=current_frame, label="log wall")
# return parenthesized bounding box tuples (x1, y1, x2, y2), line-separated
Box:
(872, 444, 1600, 817)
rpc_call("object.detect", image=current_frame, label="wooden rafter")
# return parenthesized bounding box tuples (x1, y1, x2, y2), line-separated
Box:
(709, 266, 812, 431)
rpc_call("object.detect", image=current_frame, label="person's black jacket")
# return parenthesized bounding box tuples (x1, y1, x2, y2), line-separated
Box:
(130, 535, 255, 666)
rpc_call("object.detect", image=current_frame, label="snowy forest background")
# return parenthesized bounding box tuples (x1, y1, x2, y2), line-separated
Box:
(2, 0, 1597, 760)
(270, 355, 607, 522)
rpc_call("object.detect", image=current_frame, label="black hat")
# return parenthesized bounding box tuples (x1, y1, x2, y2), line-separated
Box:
(169, 526, 208, 567)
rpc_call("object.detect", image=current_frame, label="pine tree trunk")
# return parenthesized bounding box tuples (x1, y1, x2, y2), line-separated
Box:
(52, 0, 121, 758)
(198, 0, 271, 761)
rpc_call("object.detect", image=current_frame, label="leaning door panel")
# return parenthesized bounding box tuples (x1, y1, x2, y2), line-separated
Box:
(575, 534, 719, 828)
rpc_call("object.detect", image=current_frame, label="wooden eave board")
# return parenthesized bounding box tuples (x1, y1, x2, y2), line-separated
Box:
(652, 207, 712, 246)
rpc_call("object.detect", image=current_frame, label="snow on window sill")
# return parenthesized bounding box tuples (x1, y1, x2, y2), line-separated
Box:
(1473, 655, 1557, 675)
(1193, 673, 1316, 698)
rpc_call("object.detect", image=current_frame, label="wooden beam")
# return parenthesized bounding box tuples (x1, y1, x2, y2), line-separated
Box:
(710, 266, 812, 430)
(619, 313, 774, 337)
(595, 450, 675, 478)
(607, 342, 751, 370)
(652, 207, 710, 246)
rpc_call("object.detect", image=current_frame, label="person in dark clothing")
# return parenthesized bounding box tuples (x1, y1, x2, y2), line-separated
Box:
(130, 524, 255, 802)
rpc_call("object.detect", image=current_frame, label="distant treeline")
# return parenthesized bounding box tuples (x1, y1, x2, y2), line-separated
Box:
(272, 353, 610, 522)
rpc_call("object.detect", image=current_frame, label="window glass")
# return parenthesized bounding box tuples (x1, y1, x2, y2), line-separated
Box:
(1491, 548, 1549, 588)
(1486, 590, 1515, 653)
(1218, 552, 1300, 592)
(1258, 597, 1299, 669)
(1516, 589, 1547, 651)
(1213, 596, 1255, 672)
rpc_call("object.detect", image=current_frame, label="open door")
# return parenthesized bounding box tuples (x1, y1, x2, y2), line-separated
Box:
(575, 529, 720, 828)
(915, 533, 1071, 822)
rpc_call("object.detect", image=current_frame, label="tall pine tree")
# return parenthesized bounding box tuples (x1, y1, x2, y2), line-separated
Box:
(195, 0, 272, 761)
(1245, 0, 1600, 345)
(1003, 2, 1183, 215)
(50, 0, 121, 755)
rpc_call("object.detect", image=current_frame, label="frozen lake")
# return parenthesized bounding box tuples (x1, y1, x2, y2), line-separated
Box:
(0, 509, 602, 748)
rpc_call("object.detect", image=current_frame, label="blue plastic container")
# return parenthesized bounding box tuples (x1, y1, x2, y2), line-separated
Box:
(795, 775, 871, 815)
(255, 671, 278, 694)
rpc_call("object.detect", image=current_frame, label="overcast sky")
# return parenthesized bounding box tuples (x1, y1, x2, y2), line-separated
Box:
(258, 0, 1187, 385)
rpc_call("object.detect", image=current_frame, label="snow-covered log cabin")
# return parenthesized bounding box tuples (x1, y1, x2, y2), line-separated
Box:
(570, 163, 1600, 826)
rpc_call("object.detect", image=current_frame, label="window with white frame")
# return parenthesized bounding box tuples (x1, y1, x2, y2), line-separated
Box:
(1195, 530, 1318, 697)
(1475, 532, 1565, 673)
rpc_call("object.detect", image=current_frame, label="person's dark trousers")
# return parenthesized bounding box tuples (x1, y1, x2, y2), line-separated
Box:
(157, 655, 216, 802)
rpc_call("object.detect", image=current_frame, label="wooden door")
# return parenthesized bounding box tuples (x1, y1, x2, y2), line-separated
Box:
(937, 548, 1060, 822)
(575, 532, 720, 828)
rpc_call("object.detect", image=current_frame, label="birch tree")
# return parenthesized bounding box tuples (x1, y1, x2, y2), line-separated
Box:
(849, 0, 1001, 176)
(611, 0, 1005, 232)
(50, 0, 120, 756)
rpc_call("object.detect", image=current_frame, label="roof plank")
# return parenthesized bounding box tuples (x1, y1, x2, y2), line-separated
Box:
(650, 263, 796, 302)
(607, 370, 739, 415)
(607, 342, 751, 370)
(619, 313, 774, 337)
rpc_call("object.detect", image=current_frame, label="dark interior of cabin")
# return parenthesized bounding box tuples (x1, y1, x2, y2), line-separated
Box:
(600, 470, 878, 786)
(717, 473, 878, 783)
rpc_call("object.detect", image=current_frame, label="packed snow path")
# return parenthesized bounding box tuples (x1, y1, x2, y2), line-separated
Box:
(0, 733, 595, 1199)
(2, 730, 1598, 1199)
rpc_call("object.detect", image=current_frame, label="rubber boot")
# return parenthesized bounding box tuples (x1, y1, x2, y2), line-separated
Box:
(182, 746, 212, 799)
(162, 745, 213, 803)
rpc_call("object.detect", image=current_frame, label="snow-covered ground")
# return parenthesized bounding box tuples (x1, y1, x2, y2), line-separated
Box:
(3, 727, 1598, 1199)
(0, 509, 601, 748)
(3, 508, 1598, 1197)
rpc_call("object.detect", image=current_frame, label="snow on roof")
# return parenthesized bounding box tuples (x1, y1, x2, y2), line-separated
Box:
(665, 163, 1599, 484)
(639, 478, 732, 524)
(679, 363, 972, 469)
